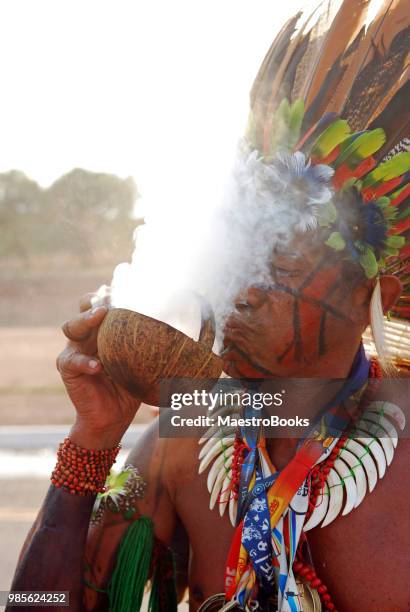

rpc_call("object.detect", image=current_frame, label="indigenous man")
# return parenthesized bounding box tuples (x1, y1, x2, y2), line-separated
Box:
(9, 1, 410, 611)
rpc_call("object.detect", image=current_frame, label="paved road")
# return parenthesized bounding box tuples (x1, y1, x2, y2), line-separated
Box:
(0, 424, 145, 450)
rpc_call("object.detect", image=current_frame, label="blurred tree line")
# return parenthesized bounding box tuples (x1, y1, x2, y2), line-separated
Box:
(0, 168, 141, 267)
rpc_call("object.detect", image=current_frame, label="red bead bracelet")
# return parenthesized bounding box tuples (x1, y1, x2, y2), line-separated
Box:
(51, 437, 120, 496)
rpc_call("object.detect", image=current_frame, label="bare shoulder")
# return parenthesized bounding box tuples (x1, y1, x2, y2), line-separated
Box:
(126, 411, 200, 495)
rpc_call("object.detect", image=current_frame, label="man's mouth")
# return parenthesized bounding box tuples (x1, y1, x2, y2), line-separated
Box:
(220, 344, 231, 357)
(221, 341, 276, 378)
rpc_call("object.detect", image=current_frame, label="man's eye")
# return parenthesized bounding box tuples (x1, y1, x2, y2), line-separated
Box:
(273, 266, 301, 278)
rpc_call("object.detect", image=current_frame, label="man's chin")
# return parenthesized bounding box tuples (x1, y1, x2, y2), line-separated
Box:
(221, 355, 238, 377)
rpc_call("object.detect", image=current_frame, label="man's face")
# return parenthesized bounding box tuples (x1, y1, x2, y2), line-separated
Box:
(222, 239, 366, 378)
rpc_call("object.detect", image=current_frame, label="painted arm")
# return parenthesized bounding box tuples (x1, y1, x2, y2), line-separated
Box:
(9, 487, 95, 611)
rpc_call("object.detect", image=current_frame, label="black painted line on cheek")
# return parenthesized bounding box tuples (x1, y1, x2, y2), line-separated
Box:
(296, 260, 328, 362)
(275, 262, 328, 364)
(292, 257, 338, 362)
(271, 263, 321, 364)
(277, 338, 295, 363)
(263, 281, 349, 321)
(229, 342, 278, 377)
(277, 299, 301, 364)
(318, 275, 345, 357)
(299, 256, 327, 291)
(255, 268, 349, 366)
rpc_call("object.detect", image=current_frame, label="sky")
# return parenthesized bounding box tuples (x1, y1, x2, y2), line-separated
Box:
(0, 0, 306, 202)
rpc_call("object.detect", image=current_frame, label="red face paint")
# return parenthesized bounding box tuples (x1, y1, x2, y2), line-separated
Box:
(222, 254, 350, 377)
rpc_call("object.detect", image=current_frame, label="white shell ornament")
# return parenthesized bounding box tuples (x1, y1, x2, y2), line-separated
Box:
(198, 427, 238, 526)
(304, 402, 405, 531)
(198, 401, 405, 531)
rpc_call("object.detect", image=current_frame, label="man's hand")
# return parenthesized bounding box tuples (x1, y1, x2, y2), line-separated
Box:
(57, 293, 141, 449)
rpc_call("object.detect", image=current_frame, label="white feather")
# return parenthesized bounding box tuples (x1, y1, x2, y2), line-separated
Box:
(370, 279, 392, 370)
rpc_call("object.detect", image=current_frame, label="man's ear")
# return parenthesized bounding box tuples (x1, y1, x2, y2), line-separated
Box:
(379, 275, 403, 314)
(350, 281, 374, 325)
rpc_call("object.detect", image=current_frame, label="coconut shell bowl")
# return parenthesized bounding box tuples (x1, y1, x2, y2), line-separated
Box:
(97, 304, 223, 406)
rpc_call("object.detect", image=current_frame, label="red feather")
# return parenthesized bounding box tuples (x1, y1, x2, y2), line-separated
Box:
(310, 145, 340, 166)
(390, 184, 410, 207)
(362, 176, 404, 201)
(399, 245, 410, 259)
(389, 218, 410, 235)
(333, 156, 377, 190)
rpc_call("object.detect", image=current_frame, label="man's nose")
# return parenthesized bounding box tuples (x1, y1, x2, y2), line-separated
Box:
(235, 286, 268, 311)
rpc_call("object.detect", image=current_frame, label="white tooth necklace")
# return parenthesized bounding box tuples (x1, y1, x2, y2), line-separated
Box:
(198, 400, 406, 529)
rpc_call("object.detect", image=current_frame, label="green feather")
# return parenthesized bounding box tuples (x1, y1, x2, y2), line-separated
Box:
(288, 99, 305, 148)
(386, 235, 406, 249)
(377, 196, 391, 207)
(362, 152, 410, 189)
(397, 206, 410, 221)
(276, 98, 291, 125)
(325, 231, 346, 251)
(376, 196, 397, 221)
(310, 119, 351, 159)
(383, 207, 398, 221)
(269, 98, 291, 155)
(359, 246, 378, 279)
(318, 201, 338, 226)
(107, 469, 131, 490)
(334, 128, 386, 168)
(384, 246, 400, 256)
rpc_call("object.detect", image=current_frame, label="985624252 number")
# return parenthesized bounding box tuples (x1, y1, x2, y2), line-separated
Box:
(2, 591, 69, 607)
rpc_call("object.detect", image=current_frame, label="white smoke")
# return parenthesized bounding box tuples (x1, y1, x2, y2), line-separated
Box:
(109, 139, 335, 351)
(108, 139, 237, 344)
(192, 143, 334, 341)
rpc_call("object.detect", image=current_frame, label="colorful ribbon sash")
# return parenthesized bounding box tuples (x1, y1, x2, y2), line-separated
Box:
(224, 345, 370, 611)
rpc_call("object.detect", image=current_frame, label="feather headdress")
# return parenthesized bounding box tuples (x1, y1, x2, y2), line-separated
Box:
(246, 0, 409, 327)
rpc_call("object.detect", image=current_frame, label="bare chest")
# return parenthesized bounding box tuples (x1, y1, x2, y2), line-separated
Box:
(175, 441, 410, 611)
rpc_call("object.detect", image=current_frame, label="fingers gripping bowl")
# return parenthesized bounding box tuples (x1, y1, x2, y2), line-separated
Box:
(97, 308, 223, 406)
